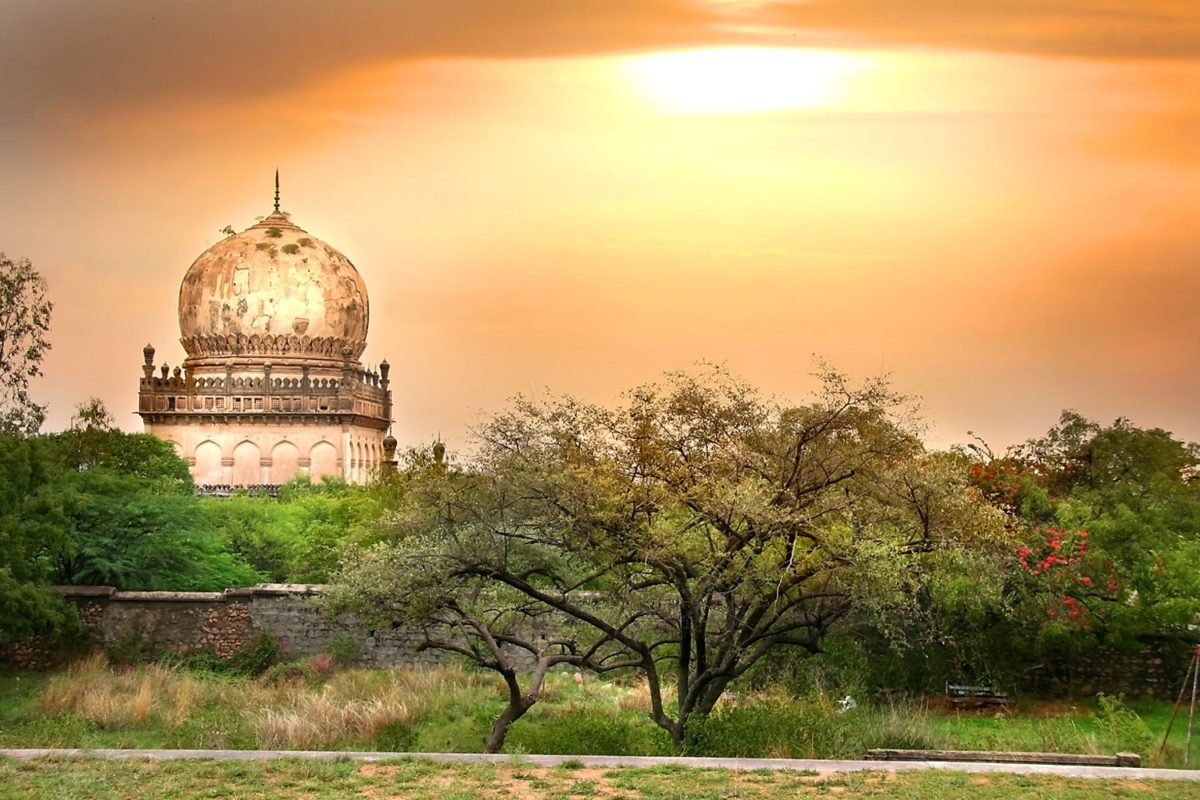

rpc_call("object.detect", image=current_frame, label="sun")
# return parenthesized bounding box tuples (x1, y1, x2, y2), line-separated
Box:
(624, 47, 864, 114)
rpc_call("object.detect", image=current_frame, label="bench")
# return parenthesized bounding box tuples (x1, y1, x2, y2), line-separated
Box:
(946, 683, 1010, 709)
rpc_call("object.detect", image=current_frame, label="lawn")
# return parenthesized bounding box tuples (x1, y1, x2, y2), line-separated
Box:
(0, 657, 1194, 768)
(1, 757, 1197, 800)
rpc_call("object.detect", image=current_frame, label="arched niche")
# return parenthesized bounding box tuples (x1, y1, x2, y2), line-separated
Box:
(232, 440, 261, 486)
(270, 441, 300, 484)
(310, 440, 338, 483)
(193, 440, 223, 486)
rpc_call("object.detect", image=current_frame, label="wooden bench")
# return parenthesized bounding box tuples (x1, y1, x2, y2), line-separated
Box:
(866, 749, 1141, 768)
(946, 683, 1010, 709)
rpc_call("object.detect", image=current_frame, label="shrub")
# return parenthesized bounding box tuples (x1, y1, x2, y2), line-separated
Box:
(1096, 693, 1154, 755)
(321, 635, 361, 668)
(106, 629, 160, 665)
(224, 633, 284, 676)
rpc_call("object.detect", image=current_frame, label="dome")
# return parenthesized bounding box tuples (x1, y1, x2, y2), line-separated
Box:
(178, 212, 369, 362)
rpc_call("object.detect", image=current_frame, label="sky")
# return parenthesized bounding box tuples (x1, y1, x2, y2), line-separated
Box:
(2, 0, 1198, 452)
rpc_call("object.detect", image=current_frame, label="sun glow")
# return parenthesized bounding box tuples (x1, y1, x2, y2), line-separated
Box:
(625, 47, 864, 114)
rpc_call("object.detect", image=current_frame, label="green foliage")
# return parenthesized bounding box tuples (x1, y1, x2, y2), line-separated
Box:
(508, 710, 672, 756)
(224, 632, 285, 676)
(0, 252, 53, 435)
(105, 629, 162, 665)
(333, 366, 1006, 747)
(686, 696, 865, 758)
(204, 476, 398, 583)
(158, 633, 283, 676)
(0, 404, 275, 647)
(322, 635, 361, 667)
(986, 413, 1200, 678)
(0, 435, 78, 643)
(1095, 693, 1155, 754)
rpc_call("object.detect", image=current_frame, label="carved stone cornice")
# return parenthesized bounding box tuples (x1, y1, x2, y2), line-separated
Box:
(181, 333, 366, 361)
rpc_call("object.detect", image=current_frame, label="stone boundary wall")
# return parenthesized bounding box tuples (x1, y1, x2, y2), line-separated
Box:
(4, 586, 1195, 697)
(1028, 636, 1196, 699)
(10, 584, 440, 670)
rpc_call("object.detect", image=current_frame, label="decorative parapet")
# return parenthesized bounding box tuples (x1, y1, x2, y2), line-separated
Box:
(137, 359, 390, 426)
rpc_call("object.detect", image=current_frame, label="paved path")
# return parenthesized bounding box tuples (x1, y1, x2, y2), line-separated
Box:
(3, 749, 1200, 781)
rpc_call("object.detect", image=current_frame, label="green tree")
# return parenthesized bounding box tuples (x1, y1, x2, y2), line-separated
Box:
(0, 253, 53, 434)
(966, 412, 1200, 676)
(332, 367, 1004, 747)
(0, 435, 79, 643)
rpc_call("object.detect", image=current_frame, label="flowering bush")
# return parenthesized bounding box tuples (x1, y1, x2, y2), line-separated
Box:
(1016, 525, 1117, 628)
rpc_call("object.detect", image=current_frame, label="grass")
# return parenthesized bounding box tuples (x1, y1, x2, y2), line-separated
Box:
(1, 757, 1198, 800)
(0, 658, 1194, 767)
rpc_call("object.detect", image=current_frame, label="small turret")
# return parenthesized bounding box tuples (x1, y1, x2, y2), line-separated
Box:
(142, 343, 156, 381)
(381, 430, 399, 475)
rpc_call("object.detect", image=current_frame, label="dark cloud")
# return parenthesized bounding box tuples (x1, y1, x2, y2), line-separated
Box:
(0, 0, 725, 119)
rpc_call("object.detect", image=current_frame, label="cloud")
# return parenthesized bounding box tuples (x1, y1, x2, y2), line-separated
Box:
(759, 0, 1200, 62)
(0, 0, 723, 120)
(4, 0, 1199, 128)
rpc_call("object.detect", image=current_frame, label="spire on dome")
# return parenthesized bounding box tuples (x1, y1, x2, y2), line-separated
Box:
(273, 169, 281, 213)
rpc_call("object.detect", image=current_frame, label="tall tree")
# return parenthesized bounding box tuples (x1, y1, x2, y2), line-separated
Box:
(334, 367, 1005, 747)
(0, 254, 53, 435)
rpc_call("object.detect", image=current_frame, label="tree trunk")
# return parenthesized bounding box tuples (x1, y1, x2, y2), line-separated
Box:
(485, 697, 533, 753)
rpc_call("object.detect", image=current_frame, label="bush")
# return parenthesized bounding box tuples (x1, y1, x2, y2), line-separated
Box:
(1096, 693, 1154, 755)
(224, 633, 284, 676)
(159, 633, 283, 677)
(507, 711, 671, 756)
(321, 636, 361, 668)
(686, 696, 862, 759)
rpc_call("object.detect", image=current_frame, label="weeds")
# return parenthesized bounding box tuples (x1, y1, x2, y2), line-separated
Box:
(7, 659, 1188, 764)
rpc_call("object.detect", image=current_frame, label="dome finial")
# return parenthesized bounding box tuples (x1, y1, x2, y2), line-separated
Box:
(273, 169, 280, 213)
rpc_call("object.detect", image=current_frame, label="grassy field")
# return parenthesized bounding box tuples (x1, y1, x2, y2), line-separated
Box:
(0, 656, 1194, 768)
(1, 757, 1198, 800)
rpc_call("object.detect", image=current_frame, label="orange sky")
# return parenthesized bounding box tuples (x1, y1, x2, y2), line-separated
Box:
(2, 0, 1198, 451)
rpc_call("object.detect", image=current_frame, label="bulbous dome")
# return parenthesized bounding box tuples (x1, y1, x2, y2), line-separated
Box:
(178, 212, 369, 362)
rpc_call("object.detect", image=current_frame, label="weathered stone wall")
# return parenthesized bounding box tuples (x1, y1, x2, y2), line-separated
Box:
(6, 586, 1194, 695)
(12, 584, 449, 670)
(76, 587, 256, 659)
(1026, 636, 1196, 699)
(245, 588, 446, 668)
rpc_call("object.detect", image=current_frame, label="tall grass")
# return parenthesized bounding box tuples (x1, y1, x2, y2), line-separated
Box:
(12, 657, 1187, 766)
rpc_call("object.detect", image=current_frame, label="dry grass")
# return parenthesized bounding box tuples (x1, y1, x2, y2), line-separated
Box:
(617, 677, 656, 712)
(34, 655, 503, 750)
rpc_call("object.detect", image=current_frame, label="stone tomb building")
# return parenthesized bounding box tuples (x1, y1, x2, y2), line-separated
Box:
(137, 199, 393, 487)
